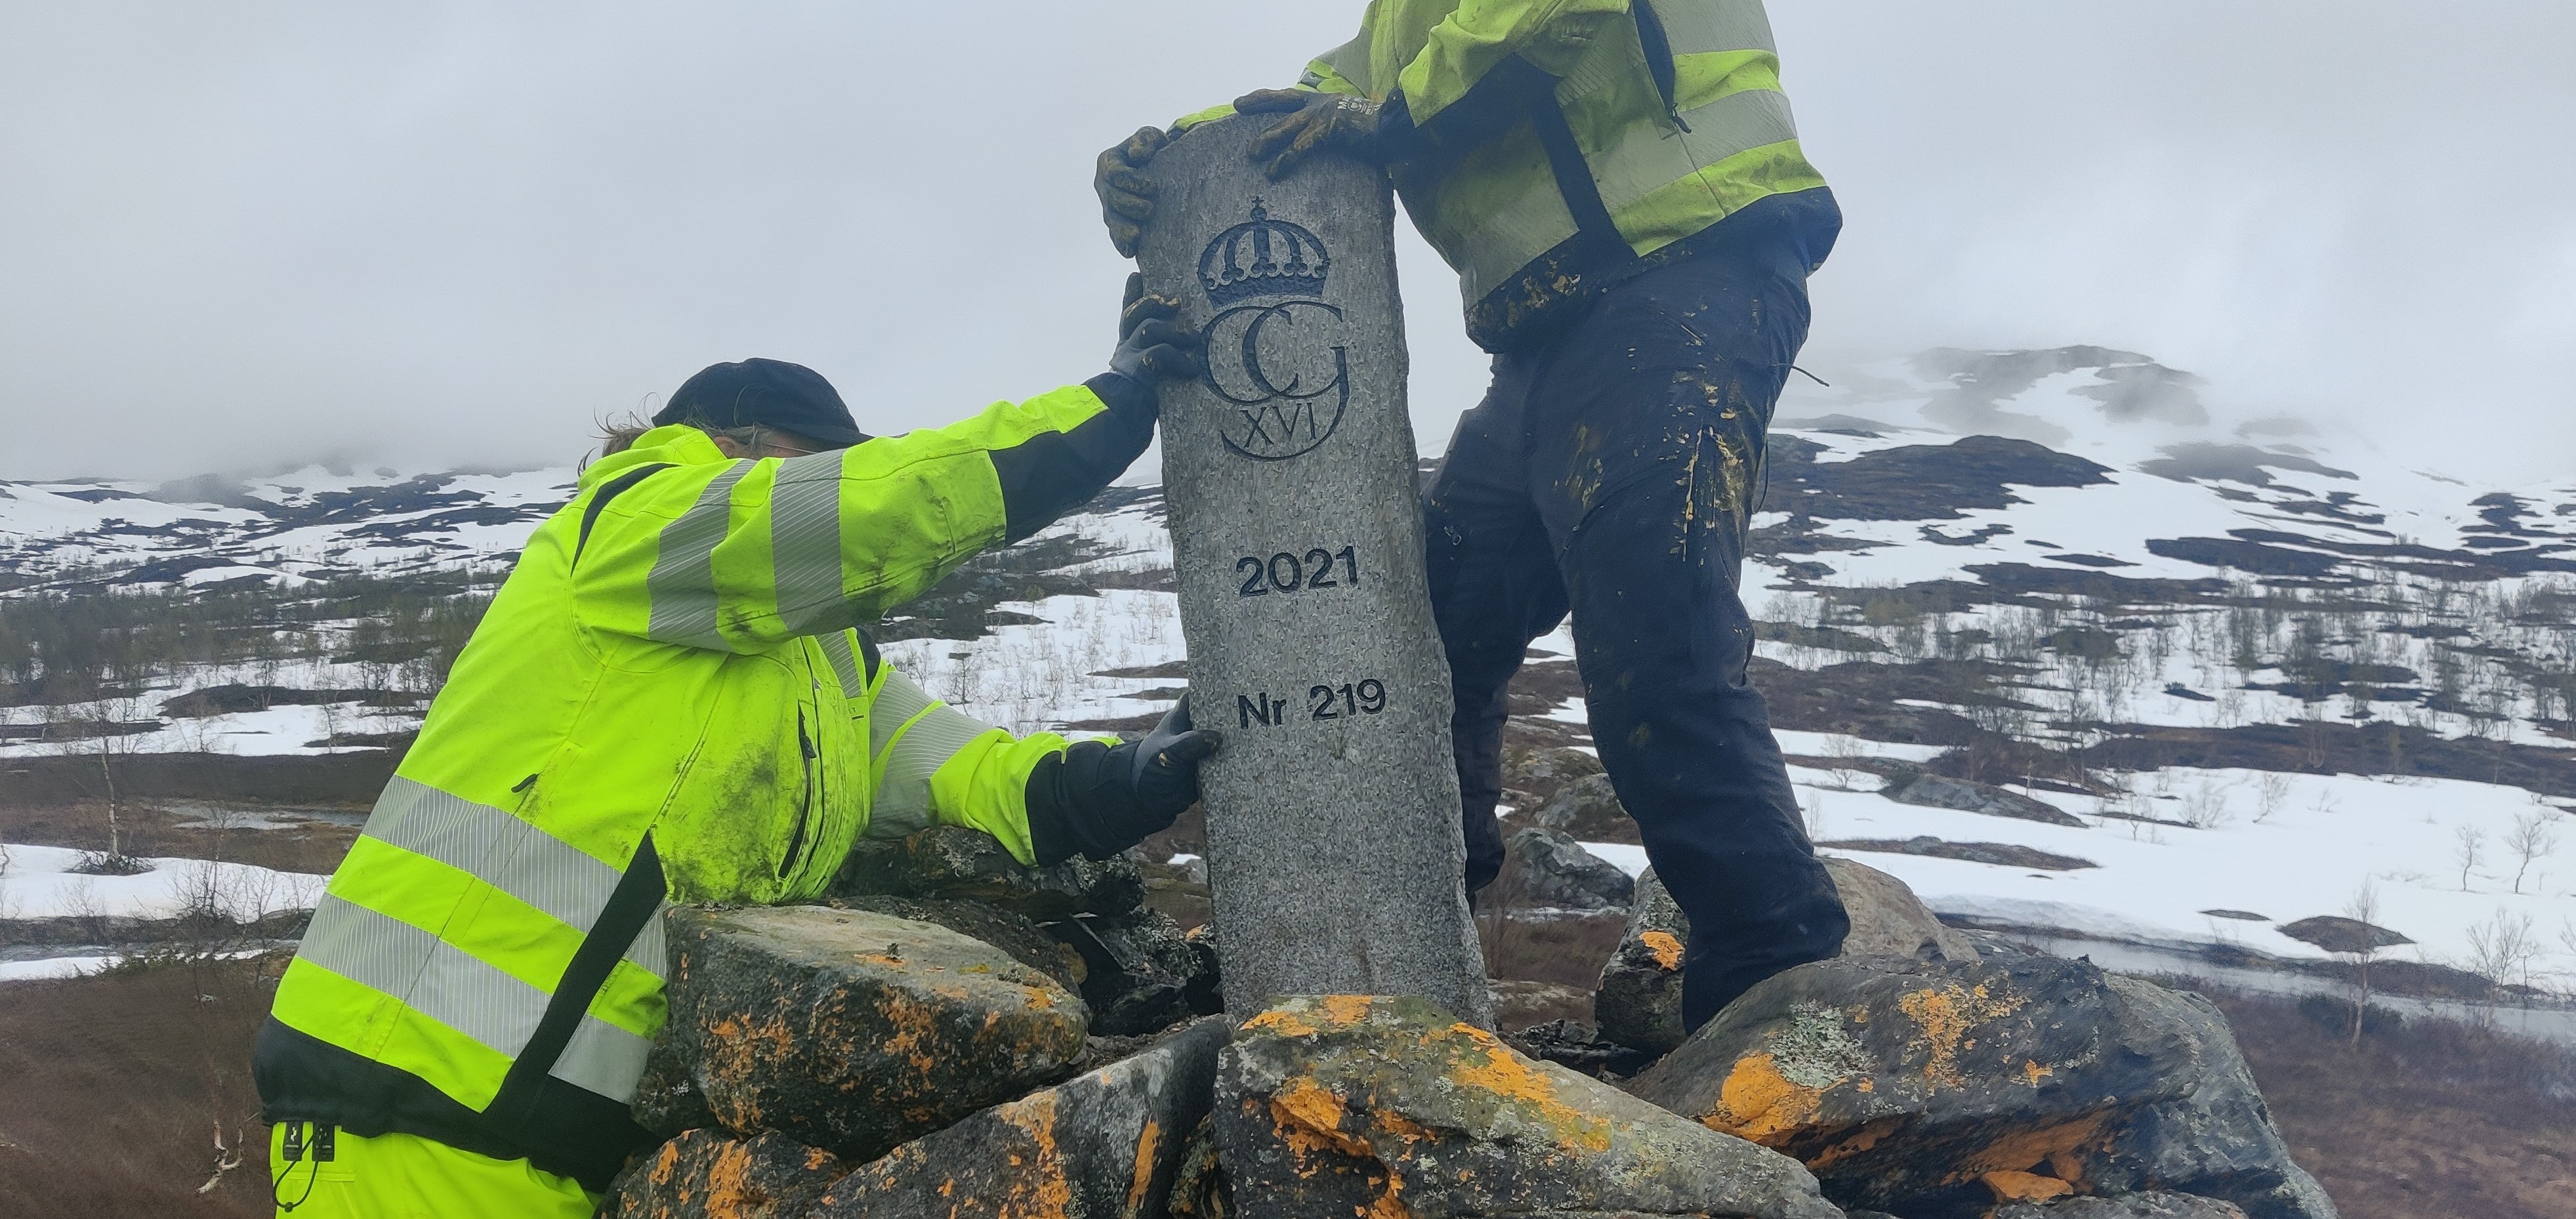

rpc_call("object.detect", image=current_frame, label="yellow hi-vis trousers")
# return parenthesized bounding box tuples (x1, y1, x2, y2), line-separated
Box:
(268, 1123, 598, 1218)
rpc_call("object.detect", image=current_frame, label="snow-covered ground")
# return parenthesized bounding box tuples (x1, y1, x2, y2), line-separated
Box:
(5, 346, 2571, 991)
(0, 843, 325, 979)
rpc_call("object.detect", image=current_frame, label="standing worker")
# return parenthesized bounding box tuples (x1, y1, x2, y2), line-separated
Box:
(1096, 0, 1848, 1033)
(254, 280, 1215, 1216)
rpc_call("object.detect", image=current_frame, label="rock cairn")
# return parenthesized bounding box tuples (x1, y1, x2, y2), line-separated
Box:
(604, 822, 2335, 1219)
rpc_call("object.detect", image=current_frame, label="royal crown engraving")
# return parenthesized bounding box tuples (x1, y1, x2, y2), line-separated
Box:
(1195, 199, 1350, 462)
(1198, 200, 1330, 306)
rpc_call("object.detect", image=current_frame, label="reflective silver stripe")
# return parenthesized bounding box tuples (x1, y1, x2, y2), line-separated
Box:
(769, 449, 851, 636)
(299, 893, 547, 1058)
(817, 630, 865, 700)
(867, 667, 1000, 839)
(624, 901, 669, 980)
(551, 1012, 654, 1104)
(1453, 171, 1583, 309)
(1593, 87, 1798, 215)
(364, 776, 621, 935)
(647, 461, 753, 650)
(362, 777, 672, 983)
(1300, 30, 1372, 93)
(1650, 0, 1776, 54)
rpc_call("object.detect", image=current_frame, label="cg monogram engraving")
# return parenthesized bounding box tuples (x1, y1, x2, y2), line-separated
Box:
(1196, 200, 1350, 462)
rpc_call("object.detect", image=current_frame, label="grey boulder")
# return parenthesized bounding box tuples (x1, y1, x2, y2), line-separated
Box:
(1596, 857, 1976, 1056)
(831, 824, 1146, 920)
(1625, 955, 2335, 1219)
(1499, 826, 1636, 910)
(600, 1129, 844, 1219)
(811, 1018, 1228, 1218)
(1878, 770, 2086, 827)
(651, 905, 1089, 1162)
(1215, 994, 1842, 1219)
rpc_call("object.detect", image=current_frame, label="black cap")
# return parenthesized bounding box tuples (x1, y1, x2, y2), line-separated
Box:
(654, 358, 868, 448)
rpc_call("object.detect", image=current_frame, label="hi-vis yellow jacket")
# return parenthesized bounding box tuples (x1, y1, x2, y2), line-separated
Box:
(1182, 0, 1831, 350)
(256, 378, 1146, 1189)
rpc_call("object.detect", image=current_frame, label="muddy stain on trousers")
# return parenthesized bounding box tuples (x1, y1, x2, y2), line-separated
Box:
(1424, 239, 1851, 1029)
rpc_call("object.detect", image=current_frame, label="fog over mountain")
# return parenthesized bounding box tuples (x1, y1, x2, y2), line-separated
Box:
(2, 3, 2571, 483)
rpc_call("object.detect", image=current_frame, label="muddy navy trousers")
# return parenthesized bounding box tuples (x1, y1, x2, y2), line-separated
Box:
(1424, 240, 1850, 1029)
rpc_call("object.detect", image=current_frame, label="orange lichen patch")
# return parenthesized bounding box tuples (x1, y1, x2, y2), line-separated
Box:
(1980, 1169, 2074, 1203)
(697, 1139, 770, 1219)
(1444, 1025, 1612, 1153)
(1894, 981, 2024, 1090)
(1855, 1078, 1875, 1093)
(1698, 1053, 1824, 1146)
(993, 1091, 1074, 1219)
(1802, 1116, 1907, 1168)
(2022, 1059, 2054, 1086)
(646, 1138, 685, 1185)
(1319, 995, 1377, 1025)
(1127, 1119, 1161, 1214)
(1639, 930, 1685, 971)
(876, 991, 942, 1075)
(802, 1146, 835, 1172)
(1271, 1077, 1368, 1161)
(2046, 1149, 2092, 1191)
(1243, 1007, 1322, 1038)
(1372, 1109, 1436, 1146)
(1956, 1114, 2111, 1182)
(1364, 1169, 1412, 1219)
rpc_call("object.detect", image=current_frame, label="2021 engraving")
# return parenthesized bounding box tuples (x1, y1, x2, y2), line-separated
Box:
(1236, 546, 1360, 596)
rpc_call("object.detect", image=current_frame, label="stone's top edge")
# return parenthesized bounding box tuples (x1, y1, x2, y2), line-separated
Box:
(673, 901, 1075, 991)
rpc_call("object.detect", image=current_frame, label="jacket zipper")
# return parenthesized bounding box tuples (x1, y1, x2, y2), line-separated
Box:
(781, 706, 816, 879)
(1630, 0, 1693, 133)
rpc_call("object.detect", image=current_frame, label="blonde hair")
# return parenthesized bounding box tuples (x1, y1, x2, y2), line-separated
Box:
(591, 412, 775, 461)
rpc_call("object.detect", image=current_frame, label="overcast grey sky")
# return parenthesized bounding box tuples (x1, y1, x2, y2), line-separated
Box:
(3, 3, 2570, 484)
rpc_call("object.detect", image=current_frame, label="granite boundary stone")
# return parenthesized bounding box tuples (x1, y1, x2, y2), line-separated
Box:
(1136, 115, 1489, 1025)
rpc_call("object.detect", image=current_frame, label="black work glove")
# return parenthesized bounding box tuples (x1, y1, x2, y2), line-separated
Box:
(1096, 125, 1170, 258)
(1238, 88, 1409, 179)
(1026, 698, 1222, 865)
(1107, 272, 1204, 387)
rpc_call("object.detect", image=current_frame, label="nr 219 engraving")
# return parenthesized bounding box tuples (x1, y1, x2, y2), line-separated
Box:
(1235, 679, 1387, 728)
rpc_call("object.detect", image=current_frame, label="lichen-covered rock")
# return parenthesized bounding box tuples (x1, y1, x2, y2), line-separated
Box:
(1595, 865, 1692, 1056)
(831, 824, 1146, 920)
(829, 892, 1088, 991)
(1825, 856, 1982, 963)
(1531, 772, 1632, 840)
(657, 905, 1089, 1162)
(1877, 770, 2086, 827)
(1625, 955, 2335, 1219)
(1215, 995, 1842, 1219)
(600, 1129, 844, 1219)
(1501, 826, 1636, 910)
(810, 1018, 1228, 1218)
(1994, 1194, 2250, 1218)
(1595, 859, 1976, 1056)
(1049, 909, 1218, 1037)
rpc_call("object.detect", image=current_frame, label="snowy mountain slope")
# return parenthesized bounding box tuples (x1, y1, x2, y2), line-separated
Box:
(4, 347, 2571, 990)
(0, 465, 573, 589)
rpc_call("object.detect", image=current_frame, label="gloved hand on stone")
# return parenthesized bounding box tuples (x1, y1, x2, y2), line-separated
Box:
(1026, 697, 1222, 864)
(1237, 88, 1398, 179)
(1107, 271, 1203, 388)
(1095, 125, 1170, 258)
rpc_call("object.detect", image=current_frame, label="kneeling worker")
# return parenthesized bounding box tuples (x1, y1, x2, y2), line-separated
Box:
(255, 279, 1216, 1216)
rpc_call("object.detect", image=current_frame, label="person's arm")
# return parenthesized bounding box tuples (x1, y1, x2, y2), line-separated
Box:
(568, 377, 1150, 652)
(867, 667, 1219, 867)
(1388, 0, 1629, 127)
(571, 282, 1197, 650)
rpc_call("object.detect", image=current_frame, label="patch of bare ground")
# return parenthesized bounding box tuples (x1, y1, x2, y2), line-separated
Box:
(0, 798, 360, 875)
(0, 955, 283, 1218)
(2178, 985, 2576, 1219)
